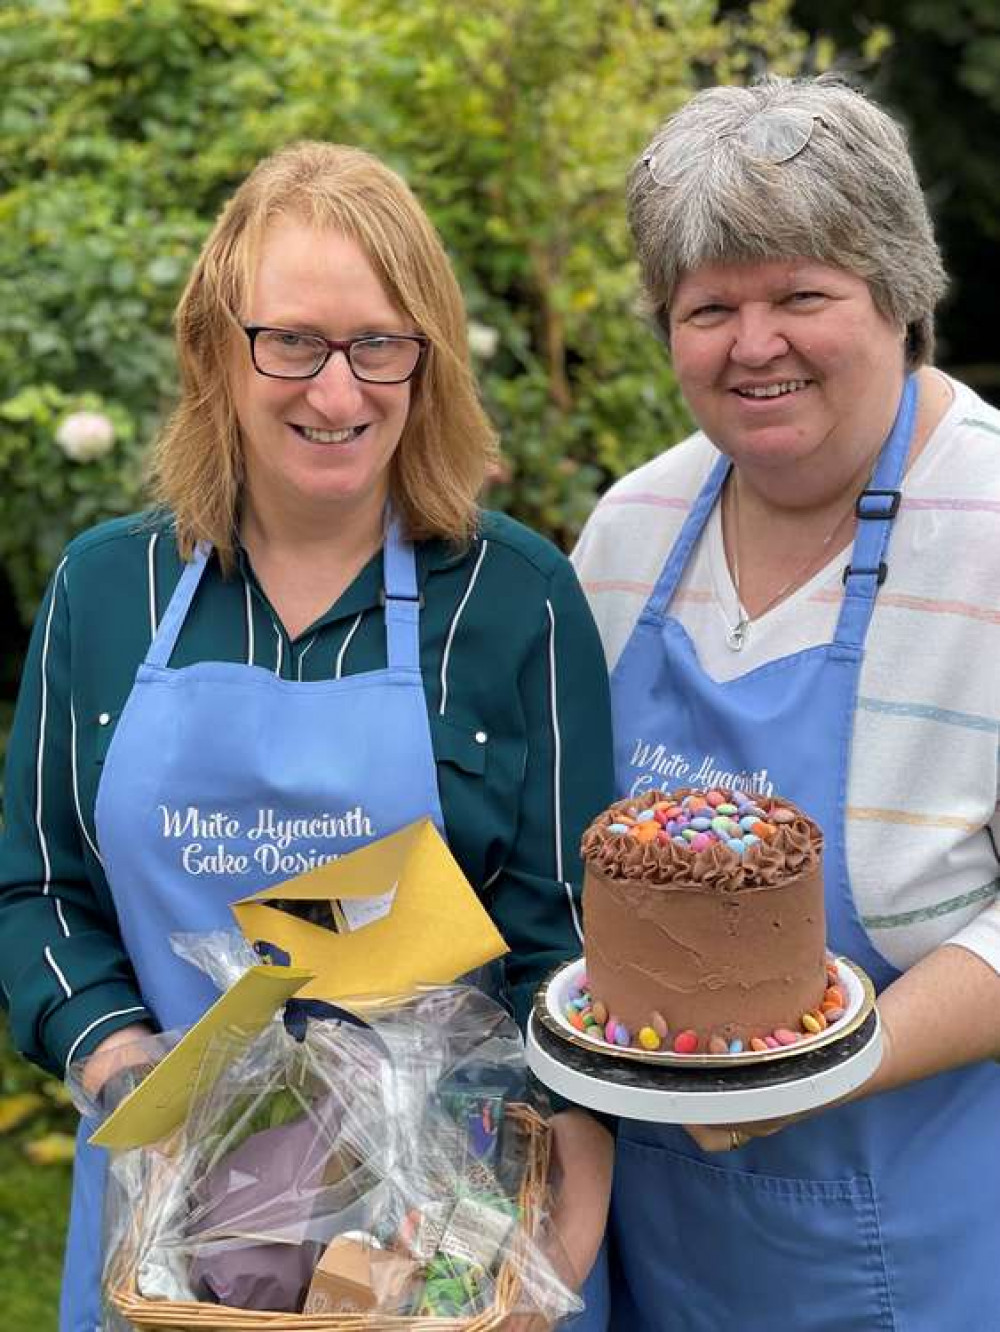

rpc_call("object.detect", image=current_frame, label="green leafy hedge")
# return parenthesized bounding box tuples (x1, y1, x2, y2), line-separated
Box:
(1, 0, 821, 626)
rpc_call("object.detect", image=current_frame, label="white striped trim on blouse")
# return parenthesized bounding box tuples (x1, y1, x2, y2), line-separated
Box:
(546, 598, 583, 943)
(63, 1004, 149, 1073)
(439, 539, 488, 716)
(147, 531, 159, 640)
(296, 635, 317, 682)
(335, 613, 363, 679)
(273, 620, 283, 676)
(34, 560, 67, 903)
(244, 577, 255, 664)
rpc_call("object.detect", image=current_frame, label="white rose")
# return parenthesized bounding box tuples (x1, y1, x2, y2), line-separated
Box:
(55, 411, 115, 462)
(467, 321, 499, 360)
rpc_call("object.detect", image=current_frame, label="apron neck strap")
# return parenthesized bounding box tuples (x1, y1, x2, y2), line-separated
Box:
(145, 542, 211, 668)
(648, 453, 731, 619)
(146, 521, 423, 673)
(833, 373, 918, 649)
(382, 515, 422, 671)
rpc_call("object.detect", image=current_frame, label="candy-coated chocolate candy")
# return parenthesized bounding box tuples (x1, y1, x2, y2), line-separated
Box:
(708, 1035, 729, 1055)
(591, 1000, 608, 1024)
(672, 835, 689, 847)
(608, 822, 630, 834)
(582, 1014, 598, 1028)
(751, 821, 776, 840)
(569, 1010, 586, 1031)
(665, 805, 685, 820)
(774, 1028, 800, 1046)
(727, 837, 745, 853)
(771, 806, 796, 824)
(673, 1029, 700, 1054)
(711, 816, 732, 834)
(635, 820, 660, 843)
(613, 1024, 631, 1047)
(636, 808, 656, 822)
(742, 805, 766, 819)
(800, 1012, 823, 1035)
(691, 817, 712, 831)
(739, 816, 760, 832)
(651, 1011, 669, 1038)
(763, 1035, 781, 1049)
(691, 833, 711, 851)
(682, 828, 698, 841)
(654, 808, 670, 826)
(706, 790, 725, 807)
(604, 1019, 618, 1042)
(656, 829, 671, 845)
(743, 834, 761, 847)
(823, 985, 845, 1008)
(566, 985, 582, 1002)
(638, 1026, 661, 1051)
(717, 802, 738, 816)
(729, 1038, 745, 1054)
(822, 1006, 845, 1023)
(750, 1037, 769, 1052)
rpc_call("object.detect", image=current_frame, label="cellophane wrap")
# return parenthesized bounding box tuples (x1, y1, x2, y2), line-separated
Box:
(100, 977, 583, 1322)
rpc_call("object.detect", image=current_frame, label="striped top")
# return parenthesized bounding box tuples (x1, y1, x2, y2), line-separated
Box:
(0, 509, 613, 1076)
(573, 374, 1000, 978)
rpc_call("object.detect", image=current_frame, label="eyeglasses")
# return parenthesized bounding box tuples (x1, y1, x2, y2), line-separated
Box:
(243, 325, 428, 384)
(644, 108, 824, 187)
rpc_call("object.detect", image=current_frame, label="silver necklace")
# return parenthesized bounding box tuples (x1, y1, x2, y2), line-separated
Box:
(726, 474, 859, 653)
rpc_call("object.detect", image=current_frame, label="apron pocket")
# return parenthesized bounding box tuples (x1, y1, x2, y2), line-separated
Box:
(612, 1136, 895, 1332)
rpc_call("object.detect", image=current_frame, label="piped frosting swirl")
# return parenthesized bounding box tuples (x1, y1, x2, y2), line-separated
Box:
(581, 787, 821, 892)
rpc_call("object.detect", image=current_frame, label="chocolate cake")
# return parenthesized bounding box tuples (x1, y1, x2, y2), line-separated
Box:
(580, 787, 828, 1054)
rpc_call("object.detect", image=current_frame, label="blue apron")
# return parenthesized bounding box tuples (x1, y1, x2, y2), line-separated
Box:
(586, 376, 1000, 1331)
(61, 521, 445, 1331)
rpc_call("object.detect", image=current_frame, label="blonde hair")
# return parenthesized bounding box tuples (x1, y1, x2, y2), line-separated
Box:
(150, 142, 498, 566)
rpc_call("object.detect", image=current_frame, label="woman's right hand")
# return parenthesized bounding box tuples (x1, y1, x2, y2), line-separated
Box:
(76, 1022, 156, 1103)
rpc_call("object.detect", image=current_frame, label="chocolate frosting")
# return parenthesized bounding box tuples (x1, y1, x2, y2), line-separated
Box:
(580, 787, 828, 1043)
(580, 788, 822, 892)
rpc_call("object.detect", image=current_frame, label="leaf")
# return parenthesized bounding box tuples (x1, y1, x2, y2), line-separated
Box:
(0, 1092, 44, 1134)
(23, 1132, 77, 1165)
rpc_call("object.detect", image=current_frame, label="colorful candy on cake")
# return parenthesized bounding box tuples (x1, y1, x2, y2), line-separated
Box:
(577, 787, 845, 1056)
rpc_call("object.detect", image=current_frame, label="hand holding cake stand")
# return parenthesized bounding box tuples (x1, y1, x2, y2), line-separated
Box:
(527, 788, 883, 1124)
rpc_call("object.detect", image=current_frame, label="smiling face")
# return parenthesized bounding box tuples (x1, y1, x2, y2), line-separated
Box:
(233, 217, 416, 537)
(669, 258, 907, 501)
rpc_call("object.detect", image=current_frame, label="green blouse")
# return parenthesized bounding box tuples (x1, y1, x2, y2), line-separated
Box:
(0, 509, 613, 1076)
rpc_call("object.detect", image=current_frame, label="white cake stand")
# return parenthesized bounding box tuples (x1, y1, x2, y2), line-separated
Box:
(526, 958, 883, 1124)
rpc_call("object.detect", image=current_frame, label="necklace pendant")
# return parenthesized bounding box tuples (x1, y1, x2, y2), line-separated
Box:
(727, 616, 750, 652)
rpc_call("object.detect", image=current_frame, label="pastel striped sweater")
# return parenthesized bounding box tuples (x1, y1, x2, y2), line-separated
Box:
(572, 375, 1000, 977)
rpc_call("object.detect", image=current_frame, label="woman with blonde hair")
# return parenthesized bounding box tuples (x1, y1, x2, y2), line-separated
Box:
(0, 142, 614, 1329)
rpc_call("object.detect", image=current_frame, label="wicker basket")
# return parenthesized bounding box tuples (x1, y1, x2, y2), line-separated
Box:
(109, 1103, 551, 1332)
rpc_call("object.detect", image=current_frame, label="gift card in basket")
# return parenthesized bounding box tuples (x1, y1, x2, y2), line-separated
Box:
(232, 817, 508, 1000)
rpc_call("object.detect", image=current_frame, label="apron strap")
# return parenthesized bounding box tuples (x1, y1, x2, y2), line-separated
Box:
(145, 542, 212, 668)
(648, 453, 731, 620)
(834, 374, 918, 650)
(147, 525, 423, 673)
(382, 517, 422, 672)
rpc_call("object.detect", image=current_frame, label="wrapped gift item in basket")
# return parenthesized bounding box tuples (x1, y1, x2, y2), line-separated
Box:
(100, 982, 581, 1331)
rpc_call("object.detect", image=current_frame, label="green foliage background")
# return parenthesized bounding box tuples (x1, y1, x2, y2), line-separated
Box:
(0, 0, 827, 627)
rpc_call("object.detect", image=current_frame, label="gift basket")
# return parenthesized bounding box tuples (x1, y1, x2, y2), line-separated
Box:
(95, 972, 581, 1331)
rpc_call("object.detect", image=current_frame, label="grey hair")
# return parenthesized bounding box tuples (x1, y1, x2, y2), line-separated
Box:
(626, 76, 947, 368)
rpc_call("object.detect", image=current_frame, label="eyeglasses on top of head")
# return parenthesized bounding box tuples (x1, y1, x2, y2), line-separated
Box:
(242, 325, 428, 384)
(643, 108, 825, 187)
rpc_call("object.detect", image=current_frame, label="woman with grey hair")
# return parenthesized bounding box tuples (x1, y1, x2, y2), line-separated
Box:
(572, 75, 1000, 1330)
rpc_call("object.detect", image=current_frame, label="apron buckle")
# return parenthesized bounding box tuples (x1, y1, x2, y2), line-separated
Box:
(855, 489, 901, 520)
(842, 561, 888, 587)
